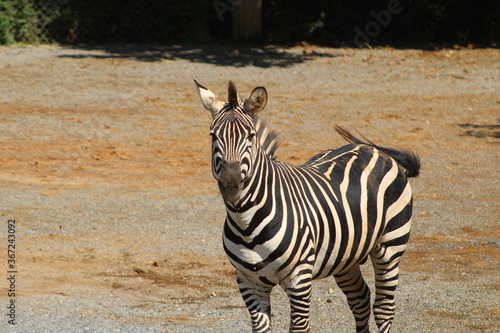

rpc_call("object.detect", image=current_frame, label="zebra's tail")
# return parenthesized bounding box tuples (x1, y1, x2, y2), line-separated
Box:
(334, 125, 421, 178)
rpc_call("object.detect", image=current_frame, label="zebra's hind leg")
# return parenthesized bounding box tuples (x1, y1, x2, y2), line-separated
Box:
(370, 241, 408, 333)
(236, 273, 273, 333)
(334, 265, 371, 333)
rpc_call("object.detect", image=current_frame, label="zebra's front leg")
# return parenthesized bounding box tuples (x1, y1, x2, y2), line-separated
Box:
(284, 268, 313, 333)
(237, 273, 273, 333)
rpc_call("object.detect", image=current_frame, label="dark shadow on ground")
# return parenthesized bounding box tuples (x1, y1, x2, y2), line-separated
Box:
(56, 44, 340, 68)
(457, 123, 500, 139)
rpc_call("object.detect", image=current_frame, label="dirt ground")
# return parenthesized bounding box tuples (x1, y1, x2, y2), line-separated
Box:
(0, 45, 499, 332)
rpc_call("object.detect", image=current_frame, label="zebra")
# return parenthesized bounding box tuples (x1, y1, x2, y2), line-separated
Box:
(194, 80, 420, 333)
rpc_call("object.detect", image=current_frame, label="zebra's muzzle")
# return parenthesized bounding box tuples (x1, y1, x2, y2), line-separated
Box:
(218, 161, 243, 204)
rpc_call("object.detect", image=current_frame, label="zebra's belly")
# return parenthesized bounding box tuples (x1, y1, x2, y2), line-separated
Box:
(225, 240, 372, 286)
(312, 250, 371, 279)
(310, 228, 377, 279)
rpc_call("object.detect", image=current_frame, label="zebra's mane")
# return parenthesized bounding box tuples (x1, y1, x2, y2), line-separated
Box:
(252, 114, 279, 160)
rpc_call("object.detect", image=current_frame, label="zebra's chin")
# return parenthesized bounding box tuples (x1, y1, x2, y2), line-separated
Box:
(218, 181, 243, 207)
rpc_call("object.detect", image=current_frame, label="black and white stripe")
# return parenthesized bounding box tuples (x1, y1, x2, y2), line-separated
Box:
(195, 80, 420, 333)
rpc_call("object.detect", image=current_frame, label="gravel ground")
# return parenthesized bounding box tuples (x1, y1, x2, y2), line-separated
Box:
(0, 44, 499, 332)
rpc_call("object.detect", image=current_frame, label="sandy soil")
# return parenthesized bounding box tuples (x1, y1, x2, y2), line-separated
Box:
(0, 44, 498, 332)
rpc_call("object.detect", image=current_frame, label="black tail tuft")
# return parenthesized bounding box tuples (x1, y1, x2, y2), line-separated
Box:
(335, 125, 421, 178)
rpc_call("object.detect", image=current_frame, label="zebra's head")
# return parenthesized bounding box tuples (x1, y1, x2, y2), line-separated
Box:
(195, 80, 268, 206)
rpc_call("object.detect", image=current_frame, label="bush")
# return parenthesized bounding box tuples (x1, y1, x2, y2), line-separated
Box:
(0, 0, 37, 44)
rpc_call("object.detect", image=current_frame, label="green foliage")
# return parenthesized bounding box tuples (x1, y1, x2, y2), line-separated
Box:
(0, 0, 37, 44)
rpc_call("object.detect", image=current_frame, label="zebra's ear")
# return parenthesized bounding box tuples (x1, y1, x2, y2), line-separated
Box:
(243, 86, 267, 114)
(228, 80, 242, 109)
(194, 79, 225, 117)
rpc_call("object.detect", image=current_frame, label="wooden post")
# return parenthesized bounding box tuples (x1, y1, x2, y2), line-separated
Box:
(232, 0, 262, 41)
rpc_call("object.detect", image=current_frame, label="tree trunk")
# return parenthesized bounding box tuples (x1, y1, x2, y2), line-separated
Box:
(232, 0, 262, 41)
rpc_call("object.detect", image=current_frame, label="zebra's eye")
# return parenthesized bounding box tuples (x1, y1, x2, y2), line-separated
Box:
(247, 131, 256, 142)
